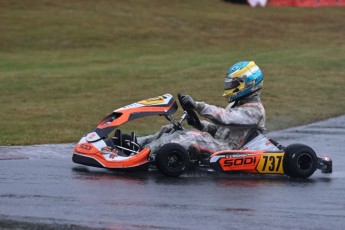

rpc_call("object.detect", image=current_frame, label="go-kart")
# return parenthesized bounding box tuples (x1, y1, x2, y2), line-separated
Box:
(72, 93, 332, 178)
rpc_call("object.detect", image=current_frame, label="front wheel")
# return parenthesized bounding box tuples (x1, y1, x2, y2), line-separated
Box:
(155, 143, 189, 177)
(283, 144, 317, 179)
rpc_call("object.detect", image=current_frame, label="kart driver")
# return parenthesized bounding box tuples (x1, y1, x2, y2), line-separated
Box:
(138, 61, 277, 156)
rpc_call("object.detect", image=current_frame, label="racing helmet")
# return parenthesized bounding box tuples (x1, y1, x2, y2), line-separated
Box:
(223, 61, 263, 103)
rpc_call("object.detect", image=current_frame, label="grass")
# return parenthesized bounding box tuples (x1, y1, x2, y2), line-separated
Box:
(1, 0, 345, 145)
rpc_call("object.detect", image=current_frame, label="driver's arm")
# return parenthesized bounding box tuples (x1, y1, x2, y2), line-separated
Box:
(195, 102, 263, 127)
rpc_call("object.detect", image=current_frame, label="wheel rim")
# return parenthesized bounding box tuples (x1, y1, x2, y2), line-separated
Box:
(167, 151, 183, 168)
(297, 153, 313, 170)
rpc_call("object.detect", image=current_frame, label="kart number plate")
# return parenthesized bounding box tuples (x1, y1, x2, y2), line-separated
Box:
(256, 153, 284, 174)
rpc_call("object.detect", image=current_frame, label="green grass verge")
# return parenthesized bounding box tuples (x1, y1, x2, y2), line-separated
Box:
(1, 0, 345, 145)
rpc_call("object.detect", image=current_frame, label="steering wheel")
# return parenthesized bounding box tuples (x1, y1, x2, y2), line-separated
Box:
(177, 93, 202, 130)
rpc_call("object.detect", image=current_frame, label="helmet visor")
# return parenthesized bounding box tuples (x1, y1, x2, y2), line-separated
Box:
(224, 78, 243, 90)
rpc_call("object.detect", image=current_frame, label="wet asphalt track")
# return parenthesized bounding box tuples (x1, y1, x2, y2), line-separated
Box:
(1, 115, 345, 230)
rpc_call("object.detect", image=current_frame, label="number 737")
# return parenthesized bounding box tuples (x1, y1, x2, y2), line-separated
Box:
(261, 155, 283, 172)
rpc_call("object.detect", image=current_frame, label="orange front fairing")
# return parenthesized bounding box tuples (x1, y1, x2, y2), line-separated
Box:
(73, 95, 178, 170)
(90, 147, 150, 168)
(74, 144, 151, 169)
(210, 150, 285, 175)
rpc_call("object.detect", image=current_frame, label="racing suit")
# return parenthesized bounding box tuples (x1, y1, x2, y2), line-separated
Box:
(137, 92, 266, 155)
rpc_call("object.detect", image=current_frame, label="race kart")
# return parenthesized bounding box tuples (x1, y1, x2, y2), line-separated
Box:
(72, 93, 332, 178)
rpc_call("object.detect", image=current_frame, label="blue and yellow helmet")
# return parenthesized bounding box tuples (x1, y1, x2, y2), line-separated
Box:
(223, 61, 263, 103)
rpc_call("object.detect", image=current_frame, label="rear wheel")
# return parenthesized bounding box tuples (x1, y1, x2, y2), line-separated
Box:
(283, 144, 317, 178)
(156, 143, 189, 177)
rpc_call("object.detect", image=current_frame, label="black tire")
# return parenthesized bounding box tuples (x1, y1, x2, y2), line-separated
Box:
(283, 144, 317, 179)
(156, 143, 190, 177)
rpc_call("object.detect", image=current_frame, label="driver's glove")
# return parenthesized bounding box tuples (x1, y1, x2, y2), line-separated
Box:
(181, 95, 196, 109)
